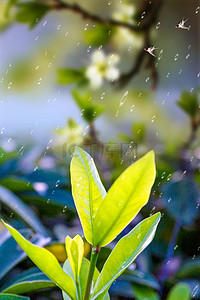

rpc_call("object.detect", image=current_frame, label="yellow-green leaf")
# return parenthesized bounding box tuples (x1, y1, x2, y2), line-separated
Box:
(93, 151, 156, 247)
(166, 283, 191, 300)
(65, 235, 84, 282)
(70, 147, 106, 245)
(91, 213, 161, 299)
(1, 221, 76, 300)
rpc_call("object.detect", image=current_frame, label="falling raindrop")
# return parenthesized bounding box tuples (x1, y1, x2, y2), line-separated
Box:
(146, 77, 150, 82)
(151, 115, 156, 123)
(156, 22, 160, 29)
(84, 24, 89, 31)
(186, 53, 190, 59)
(166, 72, 170, 78)
(87, 46, 92, 53)
(35, 36, 39, 41)
(161, 172, 166, 179)
(35, 66, 39, 70)
(18, 146, 24, 155)
(179, 69, 182, 74)
(174, 54, 179, 61)
(57, 25, 61, 30)
(130, 105, 135, 112)
(1, 127, 5, 134)
(167, 173, 172, 181)
(55, 180, 60, 187)
(46, 139, 53, 150)
(80, 109, 85, 116)
(120, 91, 128, 107)
(63, 206, 67, 212)
(37, 78, 42, 85)
(8, 82, 12, 89)
(158, 49, 163, 61)
(141, 11, 146, 19)
(192, 285, 199, 297)
(115, 110, 119, 117)
(197, 72, 200, 77)
(195, 6, 200, 14)
(100, 92, 105, 100)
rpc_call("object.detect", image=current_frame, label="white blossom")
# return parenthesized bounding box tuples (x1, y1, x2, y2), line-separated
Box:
(86, 50, 120, 89)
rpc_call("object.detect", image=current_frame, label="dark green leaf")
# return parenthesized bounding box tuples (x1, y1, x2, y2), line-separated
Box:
(176, 258, 200, 278)
(57, 68, 85, 85)
(0, 228, 49, 279)
(132, 283, 160, 300)
(176, 91, 199, 118)
(72, 90, 104, 122)
(0, 294, 30, 300)
(84, 25, 113, 46)
(0, 268, 55, 294)
(162, 176, 200, 225)
(15, 2, 50, 29)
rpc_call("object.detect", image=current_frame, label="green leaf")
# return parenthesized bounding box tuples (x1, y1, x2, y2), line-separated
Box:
(0, 228, 49, 279)
(91, 213, 161, 299)
(1, 221, 76, 300)
(0, 176, 33, 193)
(176, 258, 200, 278)
(4, 0, 19, 17)
(0, 294, 30, 300)
(0, 268, 55, 294)
(93, 151, 156, 247)
(0, 185, 47, 236)
(72, 90, 105, 122)
(166, 283, 191, 300)
(57, 68, 85, 85)
(84, 25, 113, 47)
(70, 147, 106, 245)
(132, 283, 160, 300)
(176, 91, 199, 118)
(132, 123, 146, 143)
(63, 258, 109, 300)
(15, 2, 50, 29)
(162, 176, 200, 226)
(65, 235, 84, 282)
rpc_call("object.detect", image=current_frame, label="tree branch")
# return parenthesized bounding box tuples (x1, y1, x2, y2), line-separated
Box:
(53, 0, 156, 33)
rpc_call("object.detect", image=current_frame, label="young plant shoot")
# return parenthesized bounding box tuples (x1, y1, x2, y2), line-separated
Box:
(2, 147, 161, 300)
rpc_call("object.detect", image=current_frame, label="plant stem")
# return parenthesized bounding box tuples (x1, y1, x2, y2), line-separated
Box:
(83, 247, 100, 300)
(76, 280, 82, 300)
